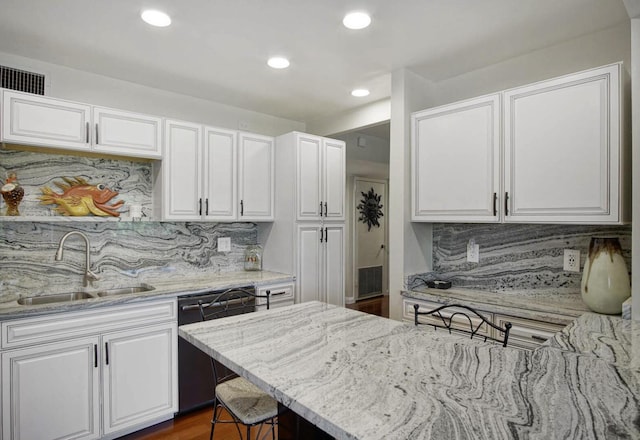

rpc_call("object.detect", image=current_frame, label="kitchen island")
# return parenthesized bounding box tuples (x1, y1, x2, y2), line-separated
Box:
(178, 301, 640, 440)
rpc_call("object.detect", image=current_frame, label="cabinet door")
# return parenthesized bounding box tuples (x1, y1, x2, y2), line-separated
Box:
(297, 225, 322, 303)
(102, 323, 177, 436)
(163, 120, 203, 220)
(411, 94, 501, 222)
(504, 64, 621, 223)
(2, 337, 100, 440)
(93, 107, 162, 159)
(238, 133, 274, 221)
(323, 139, 346, 220)
(323, 225, 345, 306)
(296, 134, 323, 221)
(494, 314, 565, 350)
(203, 127, 237, 221)
(1, 90, 91, 151)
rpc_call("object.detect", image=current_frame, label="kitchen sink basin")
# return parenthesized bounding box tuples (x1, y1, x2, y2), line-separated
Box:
(17, 291, 95, 305)
(17, 284, 155, 305)
(95, 284, 155, 297)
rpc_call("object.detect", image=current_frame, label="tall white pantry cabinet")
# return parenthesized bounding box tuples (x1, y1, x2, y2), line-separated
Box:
(261, 132, 346, 306)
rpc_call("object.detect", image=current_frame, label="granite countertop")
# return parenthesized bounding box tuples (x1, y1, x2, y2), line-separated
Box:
(543, 312, 640, 371)
(403, 286, 590, 324)
(0, 271, 294, 320)
(179, 301, 640, 440)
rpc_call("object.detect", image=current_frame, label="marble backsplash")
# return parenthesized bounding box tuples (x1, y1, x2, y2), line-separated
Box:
(0, 148, 152, 218)
(0, 221, 257, 297)
(407, 223, 632, 294)
(0, 148, 258, 299)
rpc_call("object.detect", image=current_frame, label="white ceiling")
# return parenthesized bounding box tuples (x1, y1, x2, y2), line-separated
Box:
(0, 0, 630, 124)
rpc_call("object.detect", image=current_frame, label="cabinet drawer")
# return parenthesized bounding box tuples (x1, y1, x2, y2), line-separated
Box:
(1, 299, 176, 349)
(494, 314, 565, 350)
(403, 299, 493, 338)
(256, 283, 294, 306)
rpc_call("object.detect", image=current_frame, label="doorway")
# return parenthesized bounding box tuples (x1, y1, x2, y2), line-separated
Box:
(353, 177, 388, 300)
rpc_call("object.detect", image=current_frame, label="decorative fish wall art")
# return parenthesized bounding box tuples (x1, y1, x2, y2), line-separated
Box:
(39, 176, 124, 217)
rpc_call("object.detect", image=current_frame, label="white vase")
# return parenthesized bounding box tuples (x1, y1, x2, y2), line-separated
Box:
(580, 237, 630, 315)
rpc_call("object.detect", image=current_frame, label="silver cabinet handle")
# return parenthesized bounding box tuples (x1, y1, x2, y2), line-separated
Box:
(95, 124, 99, 145)
(531, 335, 548, 342)
(86, 122, 90, 143)
(324, 202, 327, 217)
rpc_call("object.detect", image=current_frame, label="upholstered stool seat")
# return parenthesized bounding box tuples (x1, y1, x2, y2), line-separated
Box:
(216, 377, 278, 425)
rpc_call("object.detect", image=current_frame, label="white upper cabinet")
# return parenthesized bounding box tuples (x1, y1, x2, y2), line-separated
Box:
(294, 132, 345, 221)
(411, 62, 628, 224)
(504, 63, 624, 223)
(162, 120, 203, 221)
(204, 127, 238, 221)
(323, 139, 346, 220)
(238, 132, 275, 221)
(93, 107, 162, 159)
(296, 134, 323, 220)
(159, 121, 274, 222)
(1, 90, 162, 159)
(411, 94, 501, 222)
(2, 90, 92, 151)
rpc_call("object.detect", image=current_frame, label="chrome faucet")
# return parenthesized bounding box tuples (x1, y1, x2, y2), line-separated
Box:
(55, 231, 100, 287)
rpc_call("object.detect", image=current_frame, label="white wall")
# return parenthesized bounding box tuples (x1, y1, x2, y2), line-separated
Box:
(333, 130, 390, 302)
(0, 51, 305, 136)
(428, 22, 631, 106)
(630, 17, 640, 320)
(307, 99, 390, 137)
(388, 69, 434, 320)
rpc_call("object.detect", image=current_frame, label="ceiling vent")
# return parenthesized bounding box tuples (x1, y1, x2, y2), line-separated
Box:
(1, 65, 46, 95)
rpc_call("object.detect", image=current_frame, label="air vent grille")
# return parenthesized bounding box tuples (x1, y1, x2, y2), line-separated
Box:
(1, 65, 45, 95)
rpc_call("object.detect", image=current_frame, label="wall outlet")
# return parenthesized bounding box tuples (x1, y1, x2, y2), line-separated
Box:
(563, 249, 580, 272)
(218, 237, 231, 252)
(467, 239, 479, 263)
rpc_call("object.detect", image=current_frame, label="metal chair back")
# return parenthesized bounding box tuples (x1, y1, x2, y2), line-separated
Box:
(413, 303, 512, 347)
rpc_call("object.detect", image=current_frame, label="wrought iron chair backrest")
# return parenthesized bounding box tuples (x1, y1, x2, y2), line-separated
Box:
(198, 287, 271, 385)
(413, 303, 512, 347)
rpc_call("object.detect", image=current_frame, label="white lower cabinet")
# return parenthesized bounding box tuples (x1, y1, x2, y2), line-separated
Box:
(256, 282, 295, 311)
(493, 314, 565, 350)
(1, 300, 178, 440)
(102, 324, 177, 436)
(402, 297, 568, 350)
(2, 337, 101, 440)
(297, 224, 345, 306)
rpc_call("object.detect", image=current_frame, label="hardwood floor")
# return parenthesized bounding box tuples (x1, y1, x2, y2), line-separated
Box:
(120, 298, 388, 440)
(346, 294, 389, 318)
(118, 407, 276, 440)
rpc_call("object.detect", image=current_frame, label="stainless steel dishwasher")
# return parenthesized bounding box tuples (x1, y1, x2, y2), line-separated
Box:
(177, 286, 256, 414)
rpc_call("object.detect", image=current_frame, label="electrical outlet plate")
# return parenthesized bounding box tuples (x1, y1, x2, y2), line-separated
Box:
(218, 237, 231, 252)
(467, 239, 479, 263)
(563, 249, 580, 272)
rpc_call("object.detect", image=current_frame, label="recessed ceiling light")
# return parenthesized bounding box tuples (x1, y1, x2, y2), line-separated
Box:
(267, 57, 290, 69)
(343, 12, 371, 30)
(351, 89, 370, 97)
(141, 9, 172, 27)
